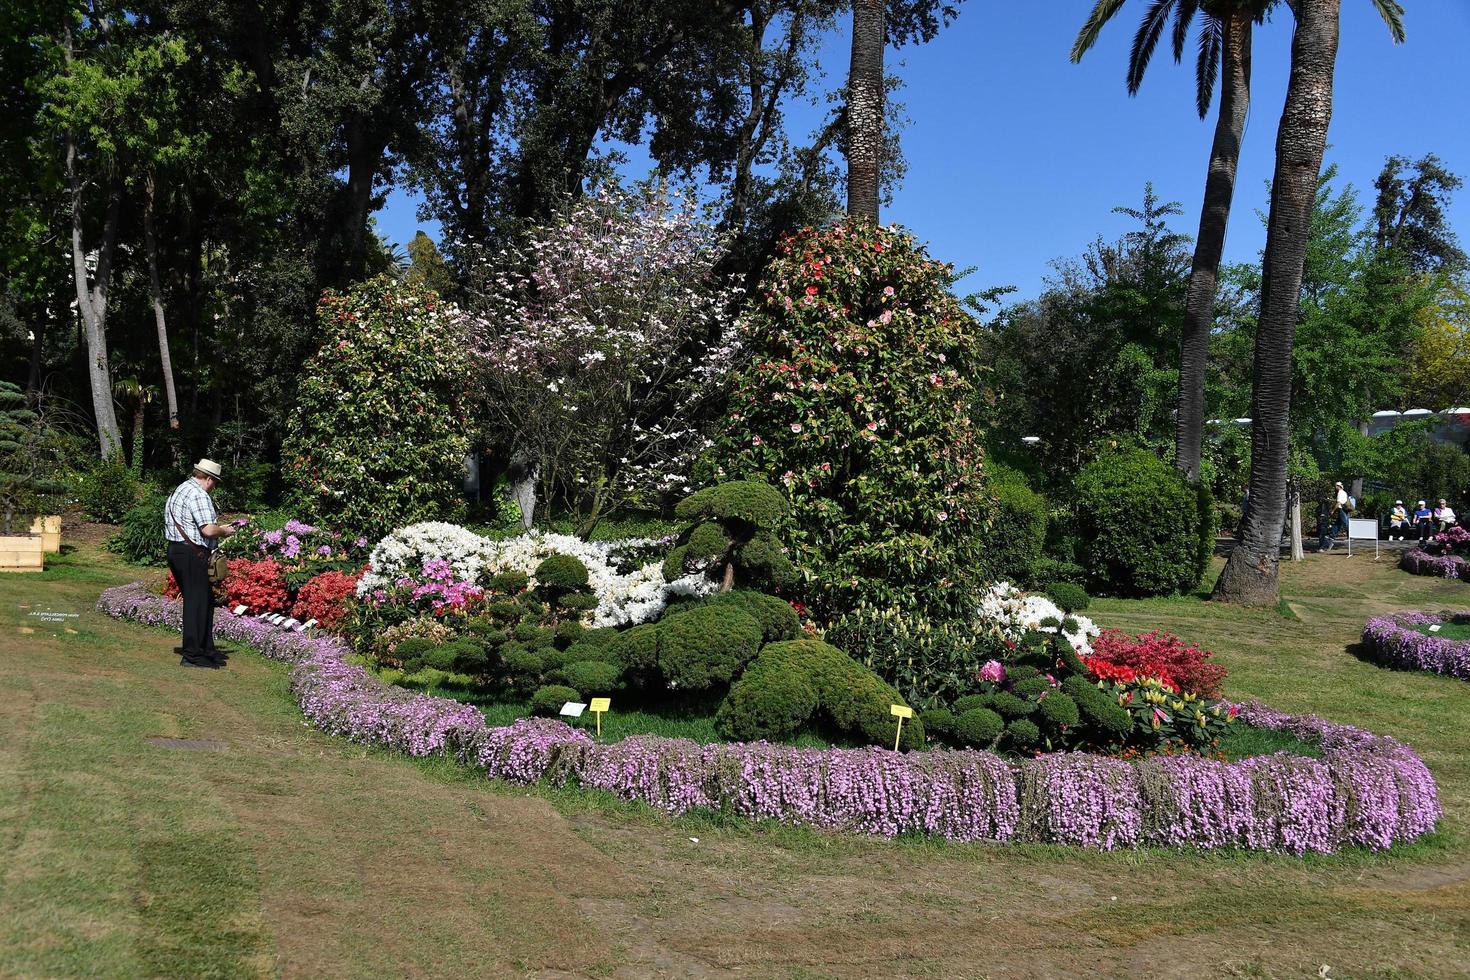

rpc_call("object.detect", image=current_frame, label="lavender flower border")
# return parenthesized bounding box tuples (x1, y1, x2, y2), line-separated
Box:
(1399, 549, 1468, 581)
(98, 582, 1441, 854)
(1362, 611, 1470, 682)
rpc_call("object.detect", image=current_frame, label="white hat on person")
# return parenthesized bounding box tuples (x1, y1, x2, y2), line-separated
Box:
(192, 458, 224, 481)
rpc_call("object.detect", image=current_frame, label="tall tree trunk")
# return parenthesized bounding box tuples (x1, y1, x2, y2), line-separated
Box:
(1214, 0, 1341, 606)
(144, 172, 181, 431)
(845, 0, 884, 221)
(66, 146, 123, 457)
(1175, 12, 1252, 480)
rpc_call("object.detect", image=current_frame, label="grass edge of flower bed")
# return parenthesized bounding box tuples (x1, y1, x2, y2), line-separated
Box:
(1361, 610, 1470, 683)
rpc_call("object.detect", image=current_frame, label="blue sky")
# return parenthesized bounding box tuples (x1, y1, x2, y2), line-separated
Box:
(376, 0, 1470, 302)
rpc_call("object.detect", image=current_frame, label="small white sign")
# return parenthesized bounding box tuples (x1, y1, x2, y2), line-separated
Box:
(559, 702, 587, 718)
(302, 618, 319, 629)
(282, 618, 300, 628)
(1430, 624, 1442, 633)
(268, 614, 285, 625)
(232, 604, 248, 616)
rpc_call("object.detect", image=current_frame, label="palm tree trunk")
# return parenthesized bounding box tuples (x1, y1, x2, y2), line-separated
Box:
(1214, 0, 1341, 606)
(845, 0, 884, 221)
(1175, 11, 1252, 481)
(144, 172, 181, 431)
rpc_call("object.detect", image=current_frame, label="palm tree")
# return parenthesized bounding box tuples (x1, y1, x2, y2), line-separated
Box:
(1212, 0, 1345, 604)
(1074, 0, 1260, 483)
(1072, 0, 1403, 483)
(846, 0, 884, 220)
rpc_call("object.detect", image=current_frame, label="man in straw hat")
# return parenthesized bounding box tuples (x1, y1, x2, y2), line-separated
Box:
(163, 459, 236, 668)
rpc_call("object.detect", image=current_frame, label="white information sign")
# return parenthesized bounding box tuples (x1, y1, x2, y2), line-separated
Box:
(559, 702, 587, 718)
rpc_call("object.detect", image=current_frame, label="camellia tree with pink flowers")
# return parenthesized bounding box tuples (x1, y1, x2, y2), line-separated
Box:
(716, 220, 996, 629)
(464, 186, 744, 535)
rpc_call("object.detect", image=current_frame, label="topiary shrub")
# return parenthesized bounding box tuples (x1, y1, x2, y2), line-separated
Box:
(919, 707, 955, 737)
(702, 590, 800, 643)
(282, 274, 471, 538)
(531, 684, 580, 717)
(534, 553, 590, 597)
(716, 221, 995, 625)
(662, 481, 796, 591)
(1073, 446, 1208, 597)
(610, 623, 660, 674)
(1042, 582, 1090, 613)
(656, 605, 763, 691)
(716, 639, 923, 749)
(953, 707, 1004, 748)
(558, 659, 624, 695)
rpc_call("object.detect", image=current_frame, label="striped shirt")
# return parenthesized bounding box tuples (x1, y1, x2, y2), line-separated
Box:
(164, 479, 218, 548)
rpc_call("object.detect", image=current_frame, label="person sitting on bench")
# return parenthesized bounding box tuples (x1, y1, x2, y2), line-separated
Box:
(1435, 498, 1458, 533)
(1413, 500, 1435, 542)
(1388, 500, 1410, 541)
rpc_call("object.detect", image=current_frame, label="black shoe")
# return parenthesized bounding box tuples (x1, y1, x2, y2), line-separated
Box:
(179, 657, 221, 669)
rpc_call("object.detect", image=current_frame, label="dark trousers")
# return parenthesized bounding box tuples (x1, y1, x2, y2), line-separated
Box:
(167, 541, 216, 662)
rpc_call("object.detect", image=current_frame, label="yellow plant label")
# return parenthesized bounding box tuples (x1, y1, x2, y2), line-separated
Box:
(889, 704, 913, 719)
(589, 697, 611, 713)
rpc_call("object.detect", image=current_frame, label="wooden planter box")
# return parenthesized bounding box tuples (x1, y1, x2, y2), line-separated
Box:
(30, 516, 61, 553)
(0, 535, 44, 572)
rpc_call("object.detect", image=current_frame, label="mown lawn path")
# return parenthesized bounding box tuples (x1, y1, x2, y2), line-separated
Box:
(3, 540, 1468, 978)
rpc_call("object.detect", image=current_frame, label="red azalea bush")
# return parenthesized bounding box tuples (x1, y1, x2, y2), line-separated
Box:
(290, 569, 361, 631)
(1087, 629, 1227, 698)
(220, 558, 290, 614)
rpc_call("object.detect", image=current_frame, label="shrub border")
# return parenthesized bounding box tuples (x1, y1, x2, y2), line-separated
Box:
(1399, 549, 1467, 581)
(1362, 610, 1470, 682)
(98, 582, 1440, 854)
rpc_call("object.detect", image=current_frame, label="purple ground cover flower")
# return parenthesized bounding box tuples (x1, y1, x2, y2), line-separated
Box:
(97, 582, 1441, 853)
(1399, 549, 1468, 581)
(1362, 611, 1470, 682)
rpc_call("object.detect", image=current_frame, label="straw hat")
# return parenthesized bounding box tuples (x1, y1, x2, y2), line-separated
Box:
(192, 458, 224, 481)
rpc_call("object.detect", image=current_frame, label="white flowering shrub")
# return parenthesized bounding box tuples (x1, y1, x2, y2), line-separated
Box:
(976, 581, 1099, 655)
(359, 523, 713, 627)
(464, 186, 744, 533)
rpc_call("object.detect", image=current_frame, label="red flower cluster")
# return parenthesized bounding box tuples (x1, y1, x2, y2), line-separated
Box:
(290, 569, 361, 630)
(1087, 629, 1227, 698)
(220, 558, 290, 614)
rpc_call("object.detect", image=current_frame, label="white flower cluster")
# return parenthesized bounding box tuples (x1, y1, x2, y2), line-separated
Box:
(976, 581, 1099, 655)
(358, 523, 713, 627)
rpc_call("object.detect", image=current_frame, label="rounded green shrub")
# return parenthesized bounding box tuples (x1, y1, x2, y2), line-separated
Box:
(539, 646, 567, 670)
(1010, 677, 1052, 699)
(554, 620, 584, 647)
(531, 684, 580, 716)
(1062, 675, 1132, 742)
(558, 593, 598, 613)
(74, 454, 145, 523)
(611, 623, 660, 673)
(558, 659, 623, 695)
(580, 627, 620, 649)
(282, 275, 471, 537)
(716, 668, 818, 742)
(490, 570, 529, 593)
(1036, 691, 1080, 729)
(108, 490, 171, 565)
(392, 636, 437, 668)
(1006, 718, 1041, 749)
(534, 553, 590, 594)
(953, 707, 1004, 748)
(952, 694, 990, 715)
(1042, 581, 1090, 613)
(675, 480, 790, 528)
(716, 639, 923, 749)
(919, 708, 956, 736)
(705, 590, 800, 643)
(657, 605, 763, 691)
(987, 691, 1034, 719)
(562, 641, 612, 665)
(1073, 446, 1209, 597)
(716, 222, 995, 624)
(501, 646, 545, 677)
(685, 521, 730, 561)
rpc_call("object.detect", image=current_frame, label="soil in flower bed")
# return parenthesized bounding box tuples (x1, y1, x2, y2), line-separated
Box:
(1410, 621, 1470, 642)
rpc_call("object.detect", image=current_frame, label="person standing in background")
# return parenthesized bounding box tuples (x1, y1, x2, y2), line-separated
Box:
(164, 460, 236, 668)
